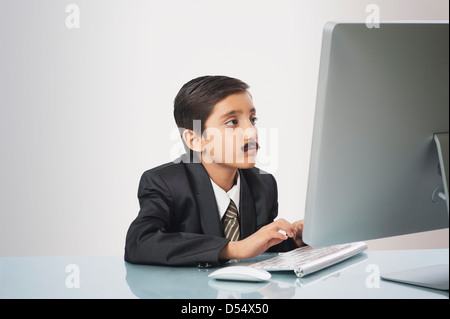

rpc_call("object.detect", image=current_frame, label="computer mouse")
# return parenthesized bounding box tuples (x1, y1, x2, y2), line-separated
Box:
(208, 266, 271, 282)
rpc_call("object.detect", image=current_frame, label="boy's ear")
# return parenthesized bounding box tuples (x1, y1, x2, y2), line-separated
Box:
(181, 129, 203, 153)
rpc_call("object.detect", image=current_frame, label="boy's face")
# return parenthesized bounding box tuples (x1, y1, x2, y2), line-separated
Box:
(200, 91, 259, 169)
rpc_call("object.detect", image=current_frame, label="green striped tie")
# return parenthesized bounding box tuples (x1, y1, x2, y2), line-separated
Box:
(222, 199, 240, 241)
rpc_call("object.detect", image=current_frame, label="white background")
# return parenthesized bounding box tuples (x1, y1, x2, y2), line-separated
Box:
(0, 0, 448, 256)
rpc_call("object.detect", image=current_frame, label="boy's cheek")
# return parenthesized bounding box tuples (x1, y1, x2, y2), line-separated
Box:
(201, 139, 229, 162)
(225, 138, 244, 162)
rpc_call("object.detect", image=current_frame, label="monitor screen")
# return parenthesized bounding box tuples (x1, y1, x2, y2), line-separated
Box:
(303, 22, 449, 247)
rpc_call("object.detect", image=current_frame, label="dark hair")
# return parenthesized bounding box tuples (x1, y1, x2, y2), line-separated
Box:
(173, 75, 250, 134)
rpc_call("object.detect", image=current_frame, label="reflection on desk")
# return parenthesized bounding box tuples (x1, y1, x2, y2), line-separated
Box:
(124, 252, 367, 299)
(0, 249, 448, 299)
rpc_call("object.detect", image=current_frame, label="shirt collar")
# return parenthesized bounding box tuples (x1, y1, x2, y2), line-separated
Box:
(209, 171, 240, 220)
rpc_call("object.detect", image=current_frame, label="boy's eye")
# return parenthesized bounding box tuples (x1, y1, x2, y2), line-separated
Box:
(225, 119, 238, 126)
(251, 117, 258, 125)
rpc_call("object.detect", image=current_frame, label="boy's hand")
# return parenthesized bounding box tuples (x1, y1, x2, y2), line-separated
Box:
(292, 219, 305, 248)
(219, 218, 304, 260)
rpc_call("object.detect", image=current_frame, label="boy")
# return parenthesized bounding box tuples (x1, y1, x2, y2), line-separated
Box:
(125, 75, 304, 267)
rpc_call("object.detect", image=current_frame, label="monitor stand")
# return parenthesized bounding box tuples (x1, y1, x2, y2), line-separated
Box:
(381, 264, 448, 290)
(381, 133, 449, 291)
(433, 133, 449, 215)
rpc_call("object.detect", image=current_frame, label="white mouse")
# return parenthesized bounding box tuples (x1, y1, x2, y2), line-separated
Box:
(208, 266, 271, 282)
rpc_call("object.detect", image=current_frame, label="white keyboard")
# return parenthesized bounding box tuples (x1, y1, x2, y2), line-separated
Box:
(249, 242, 367, 277)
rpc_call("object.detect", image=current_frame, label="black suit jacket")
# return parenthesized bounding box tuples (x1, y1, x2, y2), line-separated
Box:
(124, 154, 296, 266)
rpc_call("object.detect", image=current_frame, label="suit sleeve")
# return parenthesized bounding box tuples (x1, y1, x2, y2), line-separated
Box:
(266, 174, 298, 253)
(124, 171, 230, 266)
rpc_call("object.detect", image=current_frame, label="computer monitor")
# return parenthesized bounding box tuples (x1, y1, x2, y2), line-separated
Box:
(302, 22, 449, 289)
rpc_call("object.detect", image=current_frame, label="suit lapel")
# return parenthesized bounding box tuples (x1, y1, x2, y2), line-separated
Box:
(239, 170, 257, 239)
(182, 155, 258, 240)
(183, 157, 224, 237)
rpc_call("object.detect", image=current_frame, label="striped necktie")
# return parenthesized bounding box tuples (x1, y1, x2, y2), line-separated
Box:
(222, 199, 240, 241)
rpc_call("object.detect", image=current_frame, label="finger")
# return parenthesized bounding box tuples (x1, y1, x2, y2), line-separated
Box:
(293, 220, 304, 236)
(277, 229, 288, 237)
(272, 230, 289, 241)
(274, 219, 296, 237)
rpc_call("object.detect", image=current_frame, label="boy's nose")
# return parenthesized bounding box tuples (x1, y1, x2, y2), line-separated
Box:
(242, 121, 258, 139)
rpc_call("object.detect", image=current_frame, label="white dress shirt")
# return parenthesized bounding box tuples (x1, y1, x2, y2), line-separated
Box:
(209, 172, 240, 221)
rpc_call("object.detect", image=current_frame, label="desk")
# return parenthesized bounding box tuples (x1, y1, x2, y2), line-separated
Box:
(0, 249, 448, 299)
